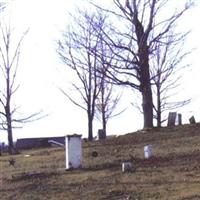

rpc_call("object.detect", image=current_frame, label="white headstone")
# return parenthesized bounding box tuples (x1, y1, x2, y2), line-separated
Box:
(65, 134, 82, 170)
(144, 145, 153, 159)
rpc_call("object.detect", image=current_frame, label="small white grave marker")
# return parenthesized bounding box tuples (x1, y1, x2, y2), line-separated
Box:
(65, 134, 82, 170)
(122, 162, 133, 172)
(144, 145, 153, 159)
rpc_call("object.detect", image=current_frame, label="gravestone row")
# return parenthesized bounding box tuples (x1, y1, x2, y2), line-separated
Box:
(65, 134, 154, 173)
(167, 112, 196, 126)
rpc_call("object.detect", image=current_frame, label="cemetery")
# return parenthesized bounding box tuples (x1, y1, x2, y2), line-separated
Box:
(1, 122, 200, 199)
(0, 0, 199, 199)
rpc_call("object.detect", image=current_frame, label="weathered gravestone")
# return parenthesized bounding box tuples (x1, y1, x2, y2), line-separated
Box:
(0, 142, 4, 156)
(122, 162, 133, 172)
(98, 129, 106, 140)
(167, 112, 177, 126)
(189, 116, 196, 124)
(0, 142, 2, 156)
(177, 113, 182, 125)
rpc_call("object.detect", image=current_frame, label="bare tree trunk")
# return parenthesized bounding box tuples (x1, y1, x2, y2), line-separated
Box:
(134, 3, 153, 129)
(156, 84, 161, 127)
(7, 117, 14, 154)
(6, 67, 14, 154)
(101, 81, 107, 137)
(141, 84, 153, 128)
(88, 114, 93, 141)
(6, 79, 14, 154)
(139, 45, 153, 128)
(102, 109, 107, 137)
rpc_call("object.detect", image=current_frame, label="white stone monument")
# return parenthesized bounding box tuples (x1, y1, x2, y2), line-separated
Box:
(65, 134, 82, 170)
(144, 145, 153, 159)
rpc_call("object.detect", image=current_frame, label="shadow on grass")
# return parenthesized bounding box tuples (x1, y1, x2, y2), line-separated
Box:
(83, 162, 120, 172)
(8, 171, 59, 182)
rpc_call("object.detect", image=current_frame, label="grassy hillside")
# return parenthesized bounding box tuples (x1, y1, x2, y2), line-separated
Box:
(1, 124, 200, 199)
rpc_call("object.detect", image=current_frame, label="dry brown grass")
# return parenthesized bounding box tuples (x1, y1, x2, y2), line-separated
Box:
(1, 123, 200, 199)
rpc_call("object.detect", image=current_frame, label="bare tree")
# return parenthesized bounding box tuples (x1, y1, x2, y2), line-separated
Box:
(0, 1, 6, 156)
(57, 11, 108, 141)
(0, 23, 42, 154)
(150, 33, 191, 127)
(90, 0, 193, 129)
(94, 34, 124, 137)
(96, 71, 123, 136)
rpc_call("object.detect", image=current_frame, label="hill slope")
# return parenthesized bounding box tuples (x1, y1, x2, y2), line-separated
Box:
(1, 124, 200, 199)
